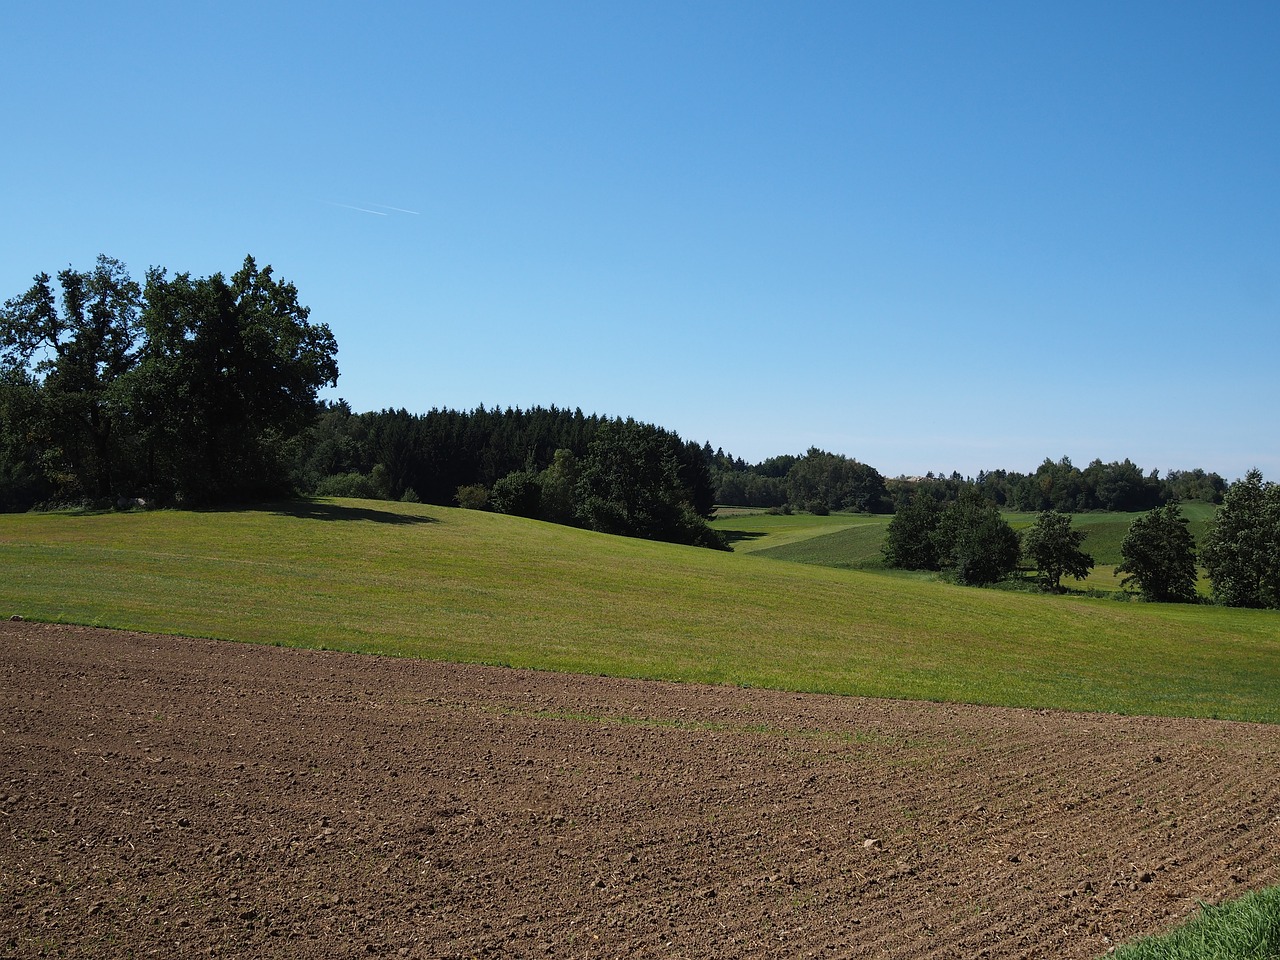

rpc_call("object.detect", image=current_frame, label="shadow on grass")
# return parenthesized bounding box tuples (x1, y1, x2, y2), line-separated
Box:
(243, 500, 437, 525)
(718, 529, 768, 547)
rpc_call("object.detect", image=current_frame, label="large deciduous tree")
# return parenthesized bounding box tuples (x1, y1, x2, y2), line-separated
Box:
(1115, 502, 1199, 603)
(0, 256, 142, 500)
(574, 419, 725, 549)
(136, 257, 338, 502)
(1200, 470, 1280, 609)
(881, 492, 941, 570)
(1021, 510, 1094, 592)
(0, 255, 338, 507)
(932, 490, 1020, 586)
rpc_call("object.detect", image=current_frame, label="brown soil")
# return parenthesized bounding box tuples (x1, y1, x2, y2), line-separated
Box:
(3, 621, 1278, 959)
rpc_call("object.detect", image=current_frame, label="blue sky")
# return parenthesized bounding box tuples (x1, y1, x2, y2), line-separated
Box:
(3, 2, 1277, 479)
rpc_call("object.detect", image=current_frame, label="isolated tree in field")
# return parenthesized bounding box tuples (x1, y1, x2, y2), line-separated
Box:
(1022, 510, 1094, 592)
(881, 492, 941, 570)
(1115, 502, 1199, 603)
(1200, 470, 1280, 609)
(931, 490, 1020, 586)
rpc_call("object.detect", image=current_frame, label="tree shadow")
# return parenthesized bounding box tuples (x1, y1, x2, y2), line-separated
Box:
(240, 499, 437, 525)
(717, 529, 767, 547)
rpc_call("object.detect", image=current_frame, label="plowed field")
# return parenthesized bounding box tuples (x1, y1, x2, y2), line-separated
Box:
(3, 621, 1278, 958)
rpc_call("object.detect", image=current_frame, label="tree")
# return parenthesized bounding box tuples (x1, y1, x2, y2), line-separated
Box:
(932, 490, 1020, 586)
(1115, 503, 1199, 603)
(136, 256, 338, 502)
(881, 492, 941, 570)
(1200, 470, 1280, 609)
(1021, 510, 1094, 592)
(0, 366, 50, 510)
(0, 256, 142, 500)
(537, 448, 579, 525)
(574, 419, 726, 549)
(0, 255, 338, 508)
(785, 448, 888, 513)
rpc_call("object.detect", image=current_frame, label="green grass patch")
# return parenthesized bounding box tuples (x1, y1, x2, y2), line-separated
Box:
(1107, 885, 1280, 959)
(3, 499, 1278, 722)
(748, 517, 892, 569)
(1004, 504, 1217, 566)
(711, 510, 871, 553)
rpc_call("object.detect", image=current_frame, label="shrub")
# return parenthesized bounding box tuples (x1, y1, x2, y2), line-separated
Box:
(314, 472, 382, 500)
(454, 484, 490, 511)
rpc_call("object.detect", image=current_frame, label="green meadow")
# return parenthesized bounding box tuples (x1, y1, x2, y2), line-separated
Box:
(712, 504, 1220, 594)
(3, 498, 1278, 723)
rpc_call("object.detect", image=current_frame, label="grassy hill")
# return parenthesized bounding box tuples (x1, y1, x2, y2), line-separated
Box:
(2, 498, 1276, 722)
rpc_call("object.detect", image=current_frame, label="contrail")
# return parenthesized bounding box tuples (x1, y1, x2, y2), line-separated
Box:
(368, 203, 420, 215)
(323, 200, 388, 216)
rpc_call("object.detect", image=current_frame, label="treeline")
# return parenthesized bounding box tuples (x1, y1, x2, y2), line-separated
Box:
(289, 403, 725, 548)
(710, 453, 1227, 514)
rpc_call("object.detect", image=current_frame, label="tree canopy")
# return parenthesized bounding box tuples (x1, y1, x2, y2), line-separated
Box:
(1115, 503, 1199, 603)
(1021, 511, 1094, 593)
(0, 255, 338, 506)
(1201, 470, 1280, 609)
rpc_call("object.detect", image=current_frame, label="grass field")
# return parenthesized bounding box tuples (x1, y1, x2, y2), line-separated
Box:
(711, 504, 1220, 595)
(3, 498, 1277, 723)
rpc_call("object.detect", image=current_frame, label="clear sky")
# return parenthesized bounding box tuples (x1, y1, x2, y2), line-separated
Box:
(3, 1, 1277, 480)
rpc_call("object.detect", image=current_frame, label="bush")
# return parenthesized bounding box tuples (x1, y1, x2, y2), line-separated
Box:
(314, 472, 383, 500)
(490, 470, 542, 518)
(454, 484, 490, 511)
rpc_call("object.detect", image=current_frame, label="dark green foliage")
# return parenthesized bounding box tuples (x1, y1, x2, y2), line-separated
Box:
(0, 367, 51, 510)
(785, 448, 888, 514)
(932, 491, 1021, 586)
(299, 404, 603, 507)
(1163, 467, 1228, 505)
(711, 449, 792, 507)
(135, 257, 338, 503)
(712, 469, 788, 508)
(881, 493, 941, 570)
(536, 449, 579, 525)
(313, 471, 382, 499)
(1, 257, 143, 501)
(574, 419, 726, 549)
(881, 489, 1018, 586)
(454, 484, 490, 511)
(1116, 503, 1199, 603)
(490, 469, 542, 518)
(0, 255, 337, 508)
(1201, 470, 1280, 609)
(1021, 510, 1094, 592)
(289, 407, 726, 549)
(890, 459, 1225, 515)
